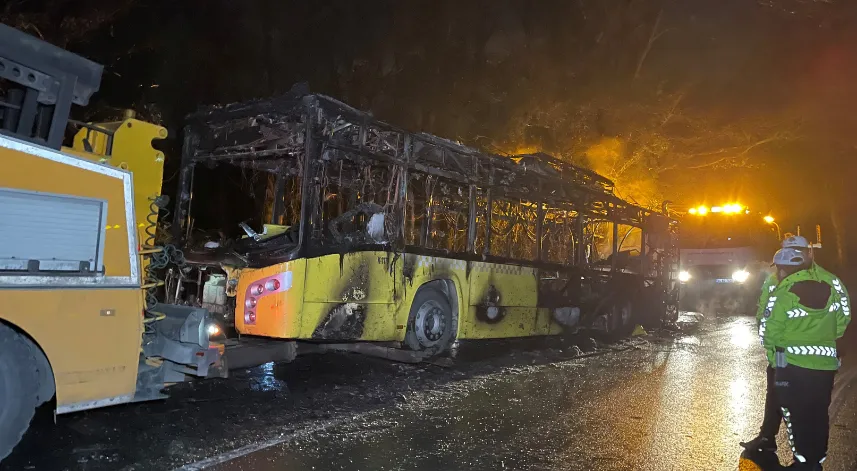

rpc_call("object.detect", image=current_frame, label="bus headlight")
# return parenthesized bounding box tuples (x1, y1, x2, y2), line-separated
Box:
(678, 270, 691, 283)
(732, 269, 750, 283)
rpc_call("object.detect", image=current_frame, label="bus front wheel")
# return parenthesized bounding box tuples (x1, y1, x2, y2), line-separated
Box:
(405, 288, 455, 357)
(0, 324, 45, 461)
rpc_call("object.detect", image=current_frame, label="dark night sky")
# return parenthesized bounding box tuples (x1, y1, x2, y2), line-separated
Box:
(7, 0, 856, 268)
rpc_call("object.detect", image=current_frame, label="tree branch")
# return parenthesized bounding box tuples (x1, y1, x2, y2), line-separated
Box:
(634, 9, 665, 80)
(659, 133, 790, 173)
(660, 91, 686, 126)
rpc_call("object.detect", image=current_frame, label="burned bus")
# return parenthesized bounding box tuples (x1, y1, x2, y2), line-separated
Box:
(169, 86, 679, 357)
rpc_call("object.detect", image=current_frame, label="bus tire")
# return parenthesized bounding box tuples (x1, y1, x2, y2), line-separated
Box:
(0, 324, 43, 461)
(606, 298, 635, 341)
(404, 288, 455, 357)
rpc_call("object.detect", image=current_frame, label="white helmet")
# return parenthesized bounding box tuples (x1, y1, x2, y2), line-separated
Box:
(782, 235, 809, 249)
(773, 247, 808, 266)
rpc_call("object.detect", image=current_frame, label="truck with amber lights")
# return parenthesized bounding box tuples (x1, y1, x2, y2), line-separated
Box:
(0, 24, 223, 461)
(677, 204, 778, 314)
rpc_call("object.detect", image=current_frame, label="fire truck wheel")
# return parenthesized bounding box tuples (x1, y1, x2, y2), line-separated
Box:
(405, 287, 455, 357)
(0, 324, 44, 461)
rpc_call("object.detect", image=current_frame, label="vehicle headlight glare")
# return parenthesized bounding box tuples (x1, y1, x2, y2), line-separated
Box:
(732, 269, 750, 283)
(678, 270, 691, 283)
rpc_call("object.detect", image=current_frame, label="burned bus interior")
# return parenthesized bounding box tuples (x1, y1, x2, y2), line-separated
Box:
(171, 85, 679, 327)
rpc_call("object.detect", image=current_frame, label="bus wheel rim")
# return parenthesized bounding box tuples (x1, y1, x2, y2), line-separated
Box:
(416, 299, 446, 346)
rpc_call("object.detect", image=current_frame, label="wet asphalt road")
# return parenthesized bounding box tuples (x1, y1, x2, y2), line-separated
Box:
(199, 317, 857, 471)
(4, 315, 857, 471)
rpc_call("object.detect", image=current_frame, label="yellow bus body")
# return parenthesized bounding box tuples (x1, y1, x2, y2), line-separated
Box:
(0, 135, 144, 413)
(235, 251, 563, 341)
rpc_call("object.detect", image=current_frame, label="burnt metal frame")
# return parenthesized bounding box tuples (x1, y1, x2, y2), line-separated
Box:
(175, 91, 676, 281)
(0, 24, 102, 149)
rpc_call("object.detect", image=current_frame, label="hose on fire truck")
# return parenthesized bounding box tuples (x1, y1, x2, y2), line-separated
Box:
(140, 195, 186, 334)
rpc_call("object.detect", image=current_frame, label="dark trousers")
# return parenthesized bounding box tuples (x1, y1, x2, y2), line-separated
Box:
(760, 365, 782, 438)
(775, 365, 836, 465)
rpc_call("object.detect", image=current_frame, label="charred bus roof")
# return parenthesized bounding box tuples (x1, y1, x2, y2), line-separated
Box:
(176, 85, 666, 234)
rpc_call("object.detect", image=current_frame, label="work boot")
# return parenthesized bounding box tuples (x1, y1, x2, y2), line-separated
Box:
(739, 449, 780, 471)
(740, 435, 777, 453)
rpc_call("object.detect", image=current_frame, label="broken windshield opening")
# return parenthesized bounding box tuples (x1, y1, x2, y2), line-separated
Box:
(180, 160, 303, 264)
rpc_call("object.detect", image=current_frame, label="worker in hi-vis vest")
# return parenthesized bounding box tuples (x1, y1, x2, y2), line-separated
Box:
(742, 235, 833, 457)
(754, 247, 850, 470)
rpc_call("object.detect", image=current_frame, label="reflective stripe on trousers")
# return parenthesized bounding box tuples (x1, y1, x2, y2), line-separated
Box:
(781, 407, 827, 463)
(781, 407, 809, 463)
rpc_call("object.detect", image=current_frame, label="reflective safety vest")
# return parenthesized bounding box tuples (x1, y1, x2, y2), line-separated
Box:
(759, 266, 851, 371)
(756, 263, 835, 323)
(756, 272, 777, 323)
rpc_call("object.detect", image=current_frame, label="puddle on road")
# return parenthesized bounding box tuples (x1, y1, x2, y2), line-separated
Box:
(249, 362, 288, 393)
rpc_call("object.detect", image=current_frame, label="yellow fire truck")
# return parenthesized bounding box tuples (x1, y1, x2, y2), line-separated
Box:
(0, 24, 222, 460)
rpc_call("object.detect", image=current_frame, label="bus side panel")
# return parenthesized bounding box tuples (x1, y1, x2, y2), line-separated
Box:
(535, 308, 565, 335)
(235, 261, 306, 338)
(0, 288, 142, 412)
(236, 253, 557, 342)
(460, 307, 540, 339)
(463, 262, 539, 339)
(298, 303, 398, 341)
(299, 252, 401, 341)
(303, 252, 398, 304)
(0, 145, 134, 278)
(397, 254, 470, 342)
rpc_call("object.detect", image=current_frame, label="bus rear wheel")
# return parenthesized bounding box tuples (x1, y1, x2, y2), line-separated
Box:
(405, 288, 455, 357)
(603, 299, 635, 341)
(0, 324, 43, 461)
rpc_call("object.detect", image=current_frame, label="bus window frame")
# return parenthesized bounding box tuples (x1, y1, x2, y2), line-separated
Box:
(175, 92, 675, 284)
